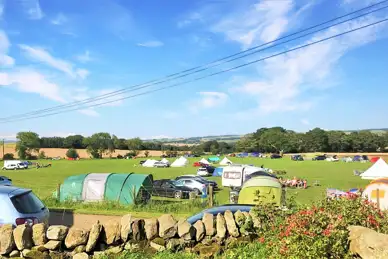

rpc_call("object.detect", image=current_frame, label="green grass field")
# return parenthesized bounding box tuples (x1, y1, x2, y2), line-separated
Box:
(1, 157, 372, 216)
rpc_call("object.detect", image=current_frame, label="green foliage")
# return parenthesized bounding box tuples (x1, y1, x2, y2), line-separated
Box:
(263, 196, 388, 258)
(38, 151, 46, 159)
(66, 148, 79, 159)
(83, 132, 115, 158)
(127, 138, 143, 154)
(3, 153, 14, 160)
(16, 131, 40, 159)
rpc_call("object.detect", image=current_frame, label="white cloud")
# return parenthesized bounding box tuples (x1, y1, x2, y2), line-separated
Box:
(19, 44, 89, 79)
(137, 41, 164, 47)
(177, 12, 203, 28)
(301, 119, 310, 125)
(233, 16, 387, 114)
(211, 0, 294, 49)
(21, 0, 44, 20)
(161, 111, 180, 119)
(78, 109, 99, 117)
(190, 91, 228, 113)
(76, 69, 89, 79)
(0, 133, 16, 140)
(51, 13, 67, 25)
(0, 69, 65, 103)
(76, 50, 93, 63)
(0, 31, 15, 67)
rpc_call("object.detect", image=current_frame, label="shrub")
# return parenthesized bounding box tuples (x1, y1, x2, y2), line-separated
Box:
(125, 151, 138, 158)
(2, 153, 14, 160)
(38, 151, 46, 159)
(266, 196, 388, 258)
(117, 154, 123, 159)
(66, 148, 79, 159)
(144, 150, 150, 157)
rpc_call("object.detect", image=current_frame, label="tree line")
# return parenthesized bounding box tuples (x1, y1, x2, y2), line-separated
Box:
(235, 127, 388, 153)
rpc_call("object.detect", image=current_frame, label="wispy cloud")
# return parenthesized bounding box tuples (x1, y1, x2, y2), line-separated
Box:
(19, 44, 89, 79)
(0, 30, 15, 67)
(177, 12, 203, 28)
(190, 91, 228, 113)
(51, 13, 67, 25)
(0, 69, 65, 103)
(21, 0, 44, 20)
(301, 119, 310, 125)
(79, 109, 99, 117)
(137, 41, 164, 47)
(76, 50, 93, 63)
(0, 0, 4, 19)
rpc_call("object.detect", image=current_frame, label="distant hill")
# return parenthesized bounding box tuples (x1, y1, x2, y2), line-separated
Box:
(144, 134, 242, 144)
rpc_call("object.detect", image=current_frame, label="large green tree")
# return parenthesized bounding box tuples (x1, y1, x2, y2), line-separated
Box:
(127, 138, 143, 155)
(83, 133, 115, 158)
(15, 132, 40, 159)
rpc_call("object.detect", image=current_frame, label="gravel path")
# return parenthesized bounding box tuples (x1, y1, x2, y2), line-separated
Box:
(49, 211, 121, 229)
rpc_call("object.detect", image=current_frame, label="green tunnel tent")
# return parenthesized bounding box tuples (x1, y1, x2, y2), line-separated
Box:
(57, 173, 153, 205)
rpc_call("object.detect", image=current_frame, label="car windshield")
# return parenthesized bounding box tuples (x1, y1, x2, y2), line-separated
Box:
(11, 191, 45, 214)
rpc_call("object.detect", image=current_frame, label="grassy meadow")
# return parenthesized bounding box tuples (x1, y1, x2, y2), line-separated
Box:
(1, 157, 373, 217)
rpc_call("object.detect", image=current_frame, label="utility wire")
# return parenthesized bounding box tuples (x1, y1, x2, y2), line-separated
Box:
(2, 0, 388, 121)
(2, 17, 387, 124)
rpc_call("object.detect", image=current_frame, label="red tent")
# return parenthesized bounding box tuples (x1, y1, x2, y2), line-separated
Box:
(370, 157, 381, 163)
(193, 162, 201, 167)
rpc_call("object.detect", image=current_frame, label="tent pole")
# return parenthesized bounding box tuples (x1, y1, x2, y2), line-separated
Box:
(377, 188, 380, 210)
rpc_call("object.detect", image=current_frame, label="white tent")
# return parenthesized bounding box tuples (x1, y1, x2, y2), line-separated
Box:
(142, 159, 158, 167)
(161, 158, 169, 164)
(199, 158, 210, 165)
(360, 158, 388, 180)
(171, 156, 189, 167)
(220, 157, 233, 166)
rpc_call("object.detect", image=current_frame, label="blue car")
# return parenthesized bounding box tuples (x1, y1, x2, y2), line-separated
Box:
(0, 186, 49, 226)
(187, 204, 254, 224)
(0, 176, 12, 186)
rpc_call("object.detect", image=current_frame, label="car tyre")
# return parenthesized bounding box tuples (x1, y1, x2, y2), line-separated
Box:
(174, 191, 183, 199)
(193, 188, 201, 195)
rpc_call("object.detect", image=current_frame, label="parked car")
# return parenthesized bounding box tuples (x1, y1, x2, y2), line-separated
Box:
(270, 154, 282, 159)
(2, 163, 27, 170)
(152, 179, 193, 199)
(0, 176, 12, 186)
(187, 204, 254, 224)
(0, 186, 49, 226)
(197, 168, 210, 177)
(174, 178, 207, 195)
(139, 160, 147, 165)
(313, 155, 327, 161)
(153, 161, 170, 168)
(175, 175, 218, 190)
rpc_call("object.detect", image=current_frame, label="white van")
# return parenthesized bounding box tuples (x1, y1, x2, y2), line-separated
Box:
(221, 164, 270, 188)
(2, 160, 28, 170)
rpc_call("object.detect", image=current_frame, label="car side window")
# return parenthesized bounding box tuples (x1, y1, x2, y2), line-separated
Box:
(0, 177, 3, 181)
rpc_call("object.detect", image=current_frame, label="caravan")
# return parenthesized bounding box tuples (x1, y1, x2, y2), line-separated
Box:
(222, 164, 276, 189)
(2, 160, 28, 170)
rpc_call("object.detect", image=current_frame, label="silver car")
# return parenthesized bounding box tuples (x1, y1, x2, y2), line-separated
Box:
(174, 179, 207, 195)
(0, 186, 49, 226)
(0, 176, 12, 186)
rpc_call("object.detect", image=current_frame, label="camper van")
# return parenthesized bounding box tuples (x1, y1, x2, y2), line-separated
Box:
(222, 164, 275, 189)
(2, 160, 28, 170)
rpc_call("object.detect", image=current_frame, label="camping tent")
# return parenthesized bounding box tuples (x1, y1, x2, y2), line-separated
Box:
(219, 157, 233, 166)
(360, 158, 388, 180)
(238, 176, 285, 206)
(208, 157, 220, 163)
(142, 159, 158, 167)
(213, 167, 224, 177)
(171, 156, 189, 167)
(161, 158, 169, 164)
(363, 178, 388, 210)
(371, 157, 381, 163)
(57, 173, 153, 205)
(199, 158, 210, 165)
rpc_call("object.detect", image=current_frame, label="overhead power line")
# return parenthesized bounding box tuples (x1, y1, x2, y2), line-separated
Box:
(2, 0, 388, 121)
(2, 17, 387, 124)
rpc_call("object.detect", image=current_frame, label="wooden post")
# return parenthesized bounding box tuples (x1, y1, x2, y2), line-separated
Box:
(56, 184, 60, 202)
(376, 188, 380, 210)
(209, 185, 214, 207)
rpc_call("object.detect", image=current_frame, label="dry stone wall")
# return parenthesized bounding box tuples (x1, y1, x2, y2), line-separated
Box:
(0, 210, 257, 258)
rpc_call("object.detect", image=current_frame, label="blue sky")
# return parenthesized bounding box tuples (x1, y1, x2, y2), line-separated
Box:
(1, 0, 388, 139)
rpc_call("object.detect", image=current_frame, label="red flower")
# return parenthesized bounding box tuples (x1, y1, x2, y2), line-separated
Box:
(258, 237, 265, 243)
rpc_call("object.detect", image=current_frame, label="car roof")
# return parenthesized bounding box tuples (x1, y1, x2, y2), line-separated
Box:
(0, 186, 30, 196)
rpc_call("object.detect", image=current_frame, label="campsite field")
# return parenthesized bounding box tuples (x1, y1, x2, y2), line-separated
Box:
(0, 157, 373, 217)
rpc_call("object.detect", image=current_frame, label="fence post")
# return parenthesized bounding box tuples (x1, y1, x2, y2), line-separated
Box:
(376, 188, 380, 210)
(209, 185, 213, 207)
(56, 184, 60, 202)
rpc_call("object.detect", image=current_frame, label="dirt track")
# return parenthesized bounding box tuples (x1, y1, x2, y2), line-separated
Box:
(49, 211, 121, 229)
